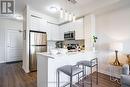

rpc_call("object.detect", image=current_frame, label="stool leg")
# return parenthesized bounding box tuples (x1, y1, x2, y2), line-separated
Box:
(82, 70, 85, 87)
(78, 74, 79, 85)
(57, 71, 60, 87)
(96, 64, 98, 84)
(78, 65, 80, 85)
(70, 76, 72, 87)
(90, 67, 92, 87)
(83, 66, 85, 77)
(84, 66, 86, 77)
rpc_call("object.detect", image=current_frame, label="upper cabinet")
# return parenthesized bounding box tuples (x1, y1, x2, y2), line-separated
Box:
(47, 23, 59, 41)
(74, 18, 84, 40)
(30, 14, 60, 41)
(59, 18, 84, 40)
(30, 16, 47, 32)
(59, 25, 65, 41)
(30, 11, 84, 41)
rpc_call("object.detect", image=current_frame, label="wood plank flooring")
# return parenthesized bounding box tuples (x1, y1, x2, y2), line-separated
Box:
(0, 62, 121, 87)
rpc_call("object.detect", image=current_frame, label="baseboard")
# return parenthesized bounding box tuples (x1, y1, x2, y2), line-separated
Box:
(6, 60, 22, 64)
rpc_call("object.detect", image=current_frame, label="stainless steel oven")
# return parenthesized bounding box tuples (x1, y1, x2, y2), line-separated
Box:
(64, 31, 75, 40)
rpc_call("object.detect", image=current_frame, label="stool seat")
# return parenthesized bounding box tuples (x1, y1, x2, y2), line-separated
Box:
(57, 65, 83, 76)
(77, 60, 97, 67)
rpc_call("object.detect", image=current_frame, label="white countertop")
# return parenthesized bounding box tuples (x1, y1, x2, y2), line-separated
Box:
(37, 51, 96, 61)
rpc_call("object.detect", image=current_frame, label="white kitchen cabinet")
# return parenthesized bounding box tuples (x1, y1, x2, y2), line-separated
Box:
(30, 16, 60, 41)
(30, 14, 84, 41)
(30, 16, 41, 31)
(58, 26, 64, 41)
(30, 16, 47, 32)
(47, 22, 59, 41)
(50, 24, 59, 41)
(59, 18, 84, 40)
(74, 18, 84, 40)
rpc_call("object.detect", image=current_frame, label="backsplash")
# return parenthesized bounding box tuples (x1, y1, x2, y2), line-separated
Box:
(55, 40, 84, 49)
(47, 40, 85, 51)
(64, 40, 85, 50)
(47, 41, 57, 51)
(64, 40, 84, 46)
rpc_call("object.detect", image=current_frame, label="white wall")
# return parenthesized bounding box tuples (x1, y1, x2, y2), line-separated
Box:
(22, 6, 59, 73)
(96, 6, 130, 74)
(0, 18, 23, 63)
(84, 15, 96, 51)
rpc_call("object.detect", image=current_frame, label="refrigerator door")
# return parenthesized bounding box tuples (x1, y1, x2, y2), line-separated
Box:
(30, 31, 47, 46)
(29, 31, 47, 71)
(30, 46, 47, 71)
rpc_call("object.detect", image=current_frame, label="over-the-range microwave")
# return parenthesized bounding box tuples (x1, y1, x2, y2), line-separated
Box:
(64, 31, 75, 40)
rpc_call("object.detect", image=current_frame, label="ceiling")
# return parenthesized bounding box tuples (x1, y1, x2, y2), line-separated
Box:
(1, 0, 130, 20)
(27, 0, 130, 19)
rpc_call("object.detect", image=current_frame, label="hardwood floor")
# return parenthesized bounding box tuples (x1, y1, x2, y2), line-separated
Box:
(0, 62, 36, 87)
(0, 62, 121, 87)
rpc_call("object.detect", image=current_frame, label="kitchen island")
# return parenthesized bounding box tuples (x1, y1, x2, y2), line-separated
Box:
(37, 51, 96, 87)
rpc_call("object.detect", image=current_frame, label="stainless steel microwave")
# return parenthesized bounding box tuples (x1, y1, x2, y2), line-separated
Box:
(64, 31, 75, 40)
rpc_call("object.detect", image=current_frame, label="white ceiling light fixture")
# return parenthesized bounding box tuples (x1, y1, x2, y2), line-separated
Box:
(68, 13, 72, 21)
(59, 0, 77, 22)
(60, 8, 63, 18)
(49, 6, 57, 13)
(47, 5, 60, 13)
(65, 11, 69, 21)
(60, 8, 76, 22)
(72, 15, 76, 22)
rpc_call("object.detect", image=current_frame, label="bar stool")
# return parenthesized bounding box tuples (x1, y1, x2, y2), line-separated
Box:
(76, 58, 98, 87)
(57, 65, 84, 87)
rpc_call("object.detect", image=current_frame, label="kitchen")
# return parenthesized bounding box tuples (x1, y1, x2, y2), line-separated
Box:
(22, 6, 96, 87)
(29, 16, 86, 71)
(23, 8, 93, 72)
(1, 0, 129, 87)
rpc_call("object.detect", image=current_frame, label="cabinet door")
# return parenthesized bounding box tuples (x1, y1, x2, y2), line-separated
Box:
(30, 16, 48, 32)
(47, 23, 59, 41)
(46, 23, 52, 40)
(59, 26, 64, 41)
(51, 24, 59, 41)
(59, 18, 84, 40)
(69, 22, 75, 31)
(75, 18, 84, 40)
(30, 16, 41, 31)
(39, 19, 48, 32)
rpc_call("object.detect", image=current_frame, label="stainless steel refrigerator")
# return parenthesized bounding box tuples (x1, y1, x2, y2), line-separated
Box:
(29, 30, 47, 71)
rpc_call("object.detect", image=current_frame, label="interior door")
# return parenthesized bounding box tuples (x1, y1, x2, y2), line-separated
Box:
(7, 29, 23, 62)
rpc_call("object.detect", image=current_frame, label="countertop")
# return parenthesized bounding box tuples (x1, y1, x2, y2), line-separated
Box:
(37, 51, 96, 61)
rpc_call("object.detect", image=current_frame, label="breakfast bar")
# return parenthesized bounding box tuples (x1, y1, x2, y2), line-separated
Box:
(37, 51, 96, 87)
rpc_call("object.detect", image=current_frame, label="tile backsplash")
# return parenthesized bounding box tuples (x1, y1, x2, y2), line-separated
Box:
(64, 40, 85, 49)
(47, 40, 85, 51)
